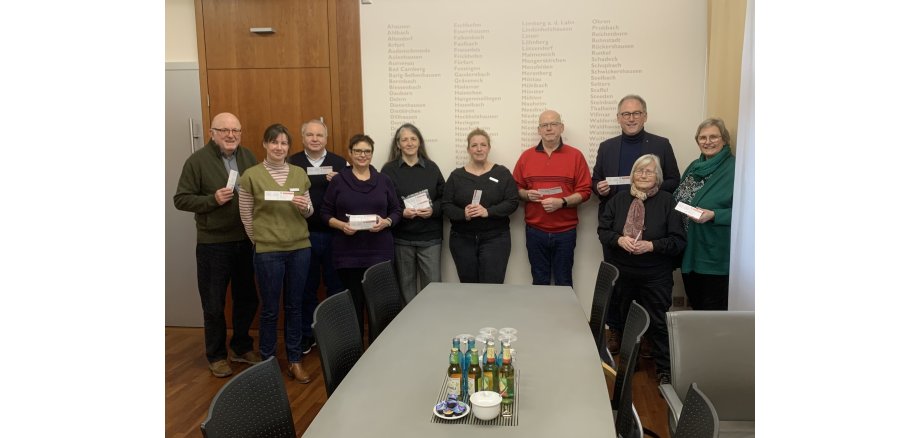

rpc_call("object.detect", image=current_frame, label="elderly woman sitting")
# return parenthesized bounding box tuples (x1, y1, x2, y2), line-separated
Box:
(597, 154, 686, 385)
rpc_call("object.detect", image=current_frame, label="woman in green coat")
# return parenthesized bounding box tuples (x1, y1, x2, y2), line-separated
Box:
(673, 118, 736, 310)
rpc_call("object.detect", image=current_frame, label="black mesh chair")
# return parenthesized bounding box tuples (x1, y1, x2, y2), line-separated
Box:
(200, 356, 295, 438)
(673, 383, 719, 438)
(613, 300, 651, 438)
(312, 290, 364, 397)
(361, 260, 404, 345)
(589, 261, 619, 366)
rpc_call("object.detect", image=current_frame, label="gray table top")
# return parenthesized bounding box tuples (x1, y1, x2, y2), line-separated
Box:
(302, 282, 614, 437)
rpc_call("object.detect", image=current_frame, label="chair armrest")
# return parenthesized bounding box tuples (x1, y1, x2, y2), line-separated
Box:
(659, 383, 682, 427)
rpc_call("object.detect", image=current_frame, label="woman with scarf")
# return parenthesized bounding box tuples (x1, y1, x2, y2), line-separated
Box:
(673, 118, 736, 311)
(598, 154, 686, 385)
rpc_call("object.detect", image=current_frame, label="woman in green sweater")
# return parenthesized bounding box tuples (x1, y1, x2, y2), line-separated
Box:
(673, 118, 736, 310)
(239, 123, 313, 383)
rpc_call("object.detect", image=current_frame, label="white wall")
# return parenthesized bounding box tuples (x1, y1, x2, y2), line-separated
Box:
(360, 0, 709, 314)
(165, 0, 197, 63)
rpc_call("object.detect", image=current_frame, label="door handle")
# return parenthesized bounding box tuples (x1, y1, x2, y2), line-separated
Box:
(188, 118, 202, 155)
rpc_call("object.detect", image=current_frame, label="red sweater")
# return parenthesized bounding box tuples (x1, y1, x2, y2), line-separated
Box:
(512, 142, 592, 233)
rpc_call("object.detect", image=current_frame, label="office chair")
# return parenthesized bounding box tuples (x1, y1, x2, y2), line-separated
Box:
(200, 356, 296, 438)
(672, 383, 719, 438)
(660, 311, 754, 437)
(612, 300, 661, 438)
(361, 259, 405, 345)
(312, 290, 365, 397)
(589, 261, 619, 366)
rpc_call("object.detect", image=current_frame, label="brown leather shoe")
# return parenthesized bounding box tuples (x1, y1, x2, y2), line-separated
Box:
(208, 359, 233, 378)
(606, 329, 622, 355)
(288, 362, 311, 384)
(229, 350, 262, 365)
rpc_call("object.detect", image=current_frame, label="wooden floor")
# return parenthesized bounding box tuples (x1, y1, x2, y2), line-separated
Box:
(165, 327, 670, 437)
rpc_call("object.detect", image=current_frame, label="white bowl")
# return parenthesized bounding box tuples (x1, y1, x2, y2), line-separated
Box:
(469, 391, 502, 421)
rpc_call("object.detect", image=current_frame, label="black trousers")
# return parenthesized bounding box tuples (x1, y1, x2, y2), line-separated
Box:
(336, 267, 370, 342)
(682, 272, 729, 310)
(448, 230, 512, 284)
(195, 240, 259, 363)
(610, 269, 674, 375)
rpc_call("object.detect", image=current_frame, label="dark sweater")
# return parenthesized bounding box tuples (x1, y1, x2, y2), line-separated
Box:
(320, 166, 401, 269)
(289, 150, 349, 233)
(173, 140, 258, 243)
(442, 164, 519, 235)
(597, 190, 686, 276)
(592, 130, 680, 218)
(381, 157, 446, 242)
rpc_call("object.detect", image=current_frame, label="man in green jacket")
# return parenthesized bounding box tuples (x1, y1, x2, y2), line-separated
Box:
(173, 112, 261, 377)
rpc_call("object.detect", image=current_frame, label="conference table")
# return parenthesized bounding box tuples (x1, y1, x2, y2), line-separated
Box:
(302, 282, 615, 437)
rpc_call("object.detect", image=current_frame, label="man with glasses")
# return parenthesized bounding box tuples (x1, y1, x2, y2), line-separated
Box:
(289, 119, 348, 355)
(591, 95, 679, 356)
(174, 112, 261, 378)
(513, 110, 592, 287)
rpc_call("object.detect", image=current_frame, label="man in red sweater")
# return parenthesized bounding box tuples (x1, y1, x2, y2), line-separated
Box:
(512, 110, 592, 286)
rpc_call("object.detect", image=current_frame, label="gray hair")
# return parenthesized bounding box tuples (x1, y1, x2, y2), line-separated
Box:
(695, 118, 731, 146)
(300, 119, 328, 137)
(618, 94, 647, 112)
(631, 154, 663, 188)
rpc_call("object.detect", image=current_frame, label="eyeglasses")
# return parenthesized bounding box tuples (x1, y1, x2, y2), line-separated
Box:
(351, 149, 373, 156)
(538, 122, 562, 129)
(212, 128, 242, 136)
(618, 111, 645, 119)
(697, 135, 722, 143)
(634, 169, 656, 177)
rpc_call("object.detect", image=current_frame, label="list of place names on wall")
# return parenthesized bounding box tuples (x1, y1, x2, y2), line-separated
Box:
(362, 0, 707, 173)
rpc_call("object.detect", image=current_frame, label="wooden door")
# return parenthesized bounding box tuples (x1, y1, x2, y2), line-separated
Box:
(196, 0, 363, 158)
(195, 0, 365, 329)
(208, 68, 333, 161)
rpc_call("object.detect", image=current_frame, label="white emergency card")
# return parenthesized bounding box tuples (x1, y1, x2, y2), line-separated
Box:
(471, 190, 482, 205)
(264, 191, 295, 201)
(307, 166, 333, 176)
(537, 186, 563, 196)
(674, 201, 704, 220)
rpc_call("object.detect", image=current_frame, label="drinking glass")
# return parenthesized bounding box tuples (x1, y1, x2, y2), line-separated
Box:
(456, 333, 474, 346)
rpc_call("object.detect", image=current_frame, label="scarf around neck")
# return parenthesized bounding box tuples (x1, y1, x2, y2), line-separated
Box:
(623, 185, 659, 240)
(685, 145, 732, 179)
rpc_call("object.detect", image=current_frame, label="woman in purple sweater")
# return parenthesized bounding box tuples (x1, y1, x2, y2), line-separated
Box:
(320, 134, 401, 341)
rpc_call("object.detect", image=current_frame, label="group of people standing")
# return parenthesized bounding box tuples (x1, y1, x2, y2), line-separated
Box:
(173, 93, 736, 387)
(594, 95, 736, 385)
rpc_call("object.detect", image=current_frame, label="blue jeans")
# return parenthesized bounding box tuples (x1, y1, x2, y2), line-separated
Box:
(524, 226, 577, 287)
(195, 241, 259, 363)
(394, 243, 441, 302)
(448, 230, 511, 284)
(301, 230, 344, 343)
(253, 247, 311, 363)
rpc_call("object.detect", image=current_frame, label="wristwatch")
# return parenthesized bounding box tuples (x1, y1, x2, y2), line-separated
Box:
(561, 198, 568, 208)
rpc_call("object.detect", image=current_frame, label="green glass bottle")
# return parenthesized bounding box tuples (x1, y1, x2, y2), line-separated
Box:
(499, 341, 515, 416)
(447, 347, 462, 398)
(481, 341, 498, 392)
(467, 347, 481, 399)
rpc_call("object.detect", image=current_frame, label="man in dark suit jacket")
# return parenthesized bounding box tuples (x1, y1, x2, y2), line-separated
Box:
(591, 94, 679, 355)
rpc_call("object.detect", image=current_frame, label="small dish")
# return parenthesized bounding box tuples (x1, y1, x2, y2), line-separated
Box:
(433, 401, 470, 420)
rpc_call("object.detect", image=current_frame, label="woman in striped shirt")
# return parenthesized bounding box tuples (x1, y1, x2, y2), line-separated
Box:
(238, 123, 313, 384)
